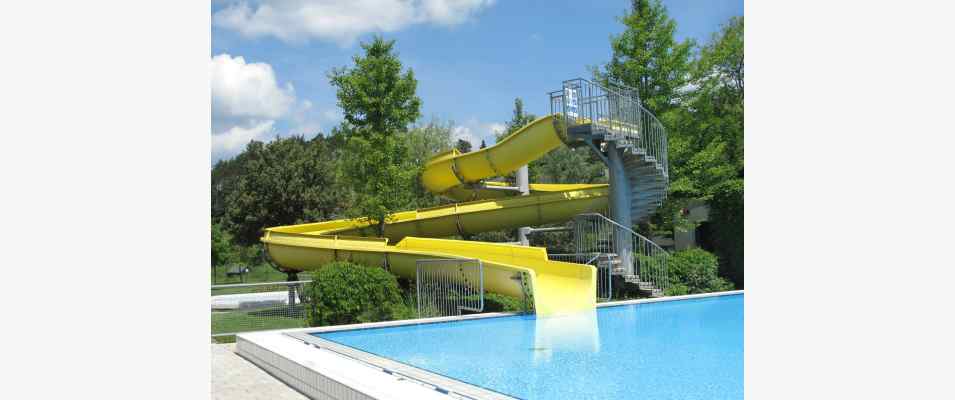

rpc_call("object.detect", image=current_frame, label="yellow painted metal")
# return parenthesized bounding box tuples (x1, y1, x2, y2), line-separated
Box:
(262, 114, 605, 316)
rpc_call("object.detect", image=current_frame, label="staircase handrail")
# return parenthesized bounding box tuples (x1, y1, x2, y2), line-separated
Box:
(576, 213, 669, 256)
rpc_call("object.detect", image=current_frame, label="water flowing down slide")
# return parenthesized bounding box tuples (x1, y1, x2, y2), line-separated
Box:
(262, 115, 611, 316)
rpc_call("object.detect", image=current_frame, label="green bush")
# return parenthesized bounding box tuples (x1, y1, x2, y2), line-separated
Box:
(306, 261, 403, 326)
(479, 292, 527, 312)
(667, 248, 735, 294)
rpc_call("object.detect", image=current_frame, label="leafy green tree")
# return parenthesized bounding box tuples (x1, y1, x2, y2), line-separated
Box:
(404, 117, 453, 166)
(455, 138, 472, 153)
(665, 17, 744, 287)
(479, 139, 487, 149)
(329, 36, 421, 135)
(668, 16, 743, 198)
(595, 0, 695, 116)
(529, 147, 606, 185)
(221, 135, 347, 245)
(212, 151, 255, 225)
(211, 222, 237, 267)
(329, 36, 422, 236)
(404, 118, 454, 209)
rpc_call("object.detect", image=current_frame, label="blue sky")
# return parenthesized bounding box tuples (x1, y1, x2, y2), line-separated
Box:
(211, 0, 743, 161)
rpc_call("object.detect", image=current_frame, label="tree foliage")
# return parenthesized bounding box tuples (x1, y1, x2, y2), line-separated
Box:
(596, 0, 695, 116)
(211, 222, 237, 267)
(330, 36, 422, 235)
(666, 17, 744, 287)
(329, 36, 421, 135)
(217, 135, 346, 245)
(668, 16, 744, 199)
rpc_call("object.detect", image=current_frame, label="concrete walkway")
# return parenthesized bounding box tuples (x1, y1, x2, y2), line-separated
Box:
(212, 343, 308, 400)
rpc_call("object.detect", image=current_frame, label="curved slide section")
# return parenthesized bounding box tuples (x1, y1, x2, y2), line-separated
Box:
(263, 115, 604, 316)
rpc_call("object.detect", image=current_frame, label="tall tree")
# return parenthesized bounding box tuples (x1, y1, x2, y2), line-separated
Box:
(479, 139, 487, 149)
(329, 36, 421, 135)
(329, 36, 422, 236)
(654, 17, 744, 287)
(596, 0, 694, 116)
(667, 16, 743, 200)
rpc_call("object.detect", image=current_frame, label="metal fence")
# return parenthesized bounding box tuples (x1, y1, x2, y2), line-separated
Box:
(211, 280, 311, 337)
(548, 252, 612, 301)
(573, 213, 669, 296)
(416, 259, 484, 318)
(549, 77, 669, 179)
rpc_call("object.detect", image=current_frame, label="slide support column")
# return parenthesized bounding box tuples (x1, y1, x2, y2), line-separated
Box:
(607, 145, 634, 275)
(517, 164, 531, 246)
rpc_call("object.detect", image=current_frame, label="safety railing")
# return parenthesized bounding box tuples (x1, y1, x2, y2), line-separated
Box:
(549, 78, 669, 179)
(548, 252, 612, 301)
(572, 213, 669, 295)
(211, 280, 311, 338)
(416, 258, 484, 318)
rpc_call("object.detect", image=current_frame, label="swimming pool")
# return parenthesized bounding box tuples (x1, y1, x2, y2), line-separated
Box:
(310, 293, 743, 399)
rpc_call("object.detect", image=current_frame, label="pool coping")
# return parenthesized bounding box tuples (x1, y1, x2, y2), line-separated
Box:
(236, 290, 743, 400)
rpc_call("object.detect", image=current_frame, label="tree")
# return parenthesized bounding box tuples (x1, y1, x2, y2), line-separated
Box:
(329, 36, 421, 135)
(595, 0, 695, 117)
(529, 147, 606, 185)
(479, 139, 487, 149)
(404, 118, 454, 209)
(658, 17, 744, 287)
(211, 222, 237, 267)
(329, 36, 422, 236)
(404, 117, 453, 166)
(455, 138, 472, 153)
(221, 135, 346, 245)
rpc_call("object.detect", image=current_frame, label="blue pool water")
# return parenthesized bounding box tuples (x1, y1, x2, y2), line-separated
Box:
(316, 294, 743, 400)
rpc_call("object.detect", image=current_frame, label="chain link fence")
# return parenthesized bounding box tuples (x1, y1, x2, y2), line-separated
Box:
(211, 281, 311, 338)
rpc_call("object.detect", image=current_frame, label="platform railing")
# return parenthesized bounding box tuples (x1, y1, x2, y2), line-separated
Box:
(416, 258, 484, 318)
(548, 252, 612, 301)
(549, 78, 669, 179)
(572, 213, 669, 295)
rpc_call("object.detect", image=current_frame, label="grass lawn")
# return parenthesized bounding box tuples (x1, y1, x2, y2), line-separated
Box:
(212, 304, 308, 339)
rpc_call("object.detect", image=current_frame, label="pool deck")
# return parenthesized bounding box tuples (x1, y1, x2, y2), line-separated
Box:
(212, 343, 308, 400)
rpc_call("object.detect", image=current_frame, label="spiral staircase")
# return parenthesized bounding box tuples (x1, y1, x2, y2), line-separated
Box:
(549, 78, 671, 298)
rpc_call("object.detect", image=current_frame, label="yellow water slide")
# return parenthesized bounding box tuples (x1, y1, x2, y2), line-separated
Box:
(262, 115, 611, 316)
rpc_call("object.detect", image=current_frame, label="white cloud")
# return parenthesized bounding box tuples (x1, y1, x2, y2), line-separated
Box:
(452, 119, 504, 149)
(211, 120, 275, 159)
(214, 0, 496, 45)
(451, 125, 478, 148)
(211, 53, 321, 161)
(211, 53, 294, 127)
